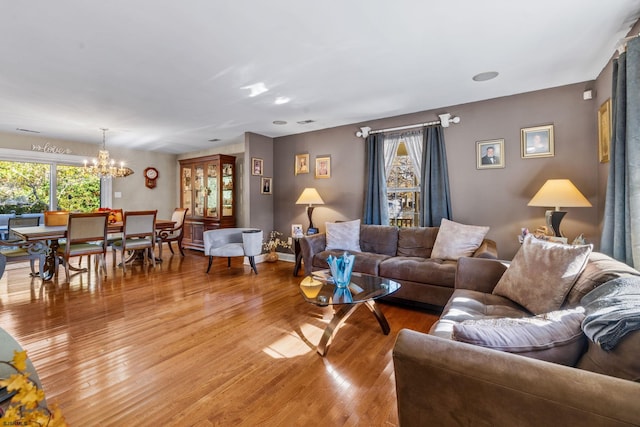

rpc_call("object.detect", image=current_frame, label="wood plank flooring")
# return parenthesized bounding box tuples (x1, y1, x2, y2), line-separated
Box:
(0, 250, 438, 426)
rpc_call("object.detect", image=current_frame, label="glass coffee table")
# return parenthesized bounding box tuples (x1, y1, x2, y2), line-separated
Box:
(299, 271, 401, 356)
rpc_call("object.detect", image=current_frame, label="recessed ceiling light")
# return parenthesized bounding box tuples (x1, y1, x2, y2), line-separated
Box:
(273, 120, 287, 125)
(296, 120, 315, 125)
(208, 138, 221, 142)
(472, 71, 499, 82)
(16, 128, 41, 133)
(275, 97, 290, 105)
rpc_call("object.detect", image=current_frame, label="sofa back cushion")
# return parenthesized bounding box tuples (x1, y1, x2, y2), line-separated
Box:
(359, 224, 398, 256)
(564, 252, 640, 307)
(397, 227, 439, 258)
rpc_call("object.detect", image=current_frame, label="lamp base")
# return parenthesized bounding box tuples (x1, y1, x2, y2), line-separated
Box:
(307, 206, 315, 231)
(545, 210, 567, 237)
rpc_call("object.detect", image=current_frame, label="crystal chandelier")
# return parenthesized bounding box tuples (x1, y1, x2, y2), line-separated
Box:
(84, 128, 133, 178)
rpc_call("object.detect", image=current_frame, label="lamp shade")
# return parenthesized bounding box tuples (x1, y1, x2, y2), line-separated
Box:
(296, 188, 325, 206)
(527, 179, 592, 211)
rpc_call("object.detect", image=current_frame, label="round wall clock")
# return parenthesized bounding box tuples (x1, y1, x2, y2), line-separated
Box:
(144, 167, 159, 189)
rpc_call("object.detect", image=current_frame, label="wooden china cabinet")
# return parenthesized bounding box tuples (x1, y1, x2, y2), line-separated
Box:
(179, 154, 236, 250)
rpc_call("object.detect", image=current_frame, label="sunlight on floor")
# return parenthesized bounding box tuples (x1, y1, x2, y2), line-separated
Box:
(262, 322, 325, 358)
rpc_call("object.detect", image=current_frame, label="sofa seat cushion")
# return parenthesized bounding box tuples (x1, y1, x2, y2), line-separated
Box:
(429, 289, 529, 339)
(379, 256, 457, 288)
(312, 250, 390, 276)
(452, 308, 587, 366)
(577, 329, 640, 381)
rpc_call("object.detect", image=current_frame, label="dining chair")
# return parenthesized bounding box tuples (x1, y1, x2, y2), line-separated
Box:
(156, 208, 188, 258)
(0, 215, 46, 278)
(111, 210, 157, 273)
(56, 212, 109, 282)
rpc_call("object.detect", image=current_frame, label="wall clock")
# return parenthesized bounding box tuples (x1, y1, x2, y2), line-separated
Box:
(144, 167, 159, 189)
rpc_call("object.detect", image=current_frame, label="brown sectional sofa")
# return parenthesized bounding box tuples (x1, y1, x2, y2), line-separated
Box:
(300, 224, 497, 309)
(393, 251, 640, 426)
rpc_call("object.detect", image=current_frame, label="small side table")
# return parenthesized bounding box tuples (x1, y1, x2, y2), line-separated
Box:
(293, 236, 303, 276)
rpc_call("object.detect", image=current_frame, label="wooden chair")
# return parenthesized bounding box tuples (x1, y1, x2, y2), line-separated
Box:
(0, 215, 46, 278)
(156, 208, 188, 258)
(111, 210, 157, 273)
(56, 212, 109, 282)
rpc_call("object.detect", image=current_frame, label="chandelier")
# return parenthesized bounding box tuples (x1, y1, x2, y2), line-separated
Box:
(84, 128, 133, 178)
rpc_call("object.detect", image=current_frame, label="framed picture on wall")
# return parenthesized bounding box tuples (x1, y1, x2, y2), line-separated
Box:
(261, 177, 272, 194)
(476, 139, 505, 169)
(251, 157, 263, 176)
(598, 99, 611, 163)
(521, 124, 554, 158)
(295, 153, 310, 175)
(315, 156, 331, 179)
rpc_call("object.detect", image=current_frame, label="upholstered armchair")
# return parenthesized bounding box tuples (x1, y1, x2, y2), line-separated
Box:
(203, 228, 263, 274)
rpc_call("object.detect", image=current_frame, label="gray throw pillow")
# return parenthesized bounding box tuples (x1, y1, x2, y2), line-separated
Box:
(493, 235, 592, 314)
(326, 219, 361, 252)
(452, 308, 587, 366)
(430, 219, 489, 261)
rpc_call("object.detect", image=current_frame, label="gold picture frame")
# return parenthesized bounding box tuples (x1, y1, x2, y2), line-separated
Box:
(598, 99, 611, 163)
(261, 177, 272, 194)
(251, 157, 263, 176)
(315, 156, 331, 179)
(476, 139, 505, 169)
(295, 153, 309, 175)
(521, 124, 554, 158)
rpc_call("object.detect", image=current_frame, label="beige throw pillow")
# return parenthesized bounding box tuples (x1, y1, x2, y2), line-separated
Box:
(493, 235, 592, 314)
(430, 219, 489, 260)
(326, 219, 362, 252)
(452, 308, 586, 366)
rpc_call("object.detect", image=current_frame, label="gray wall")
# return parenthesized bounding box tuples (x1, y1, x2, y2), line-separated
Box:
(245, 132, 274, 233)
(273, 82, 603, 259)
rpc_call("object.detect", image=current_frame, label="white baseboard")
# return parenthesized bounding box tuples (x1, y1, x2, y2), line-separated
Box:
(243, 253, 294, 265)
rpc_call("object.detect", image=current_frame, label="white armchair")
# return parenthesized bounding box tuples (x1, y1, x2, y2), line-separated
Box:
(203, 228, 263, 274)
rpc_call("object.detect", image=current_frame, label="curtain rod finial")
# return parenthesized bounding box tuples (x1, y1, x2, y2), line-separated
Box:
(356, 126, 371, 138)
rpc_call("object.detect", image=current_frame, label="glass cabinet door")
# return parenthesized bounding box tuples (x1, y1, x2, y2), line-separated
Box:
(181, 166, 192, 214)
(222, 161, 233, 217)
(206, 161, 218, 218)
(194, 165, 205, 217)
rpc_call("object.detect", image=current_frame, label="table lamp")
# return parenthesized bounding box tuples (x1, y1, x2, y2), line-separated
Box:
(527, 179, 592, 237)
(295, 188, 324, 232)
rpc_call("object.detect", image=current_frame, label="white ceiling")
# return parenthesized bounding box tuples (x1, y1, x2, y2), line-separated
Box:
(1, 1, 639, 154)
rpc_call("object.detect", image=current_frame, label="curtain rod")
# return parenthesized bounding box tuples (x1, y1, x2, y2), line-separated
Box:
(617, 33, 639, 54)
(355, 113, 461, 138)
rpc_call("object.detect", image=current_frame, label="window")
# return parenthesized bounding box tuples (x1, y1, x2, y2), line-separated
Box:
(0, 159, 101, 214)
(386, 141, 420, 227)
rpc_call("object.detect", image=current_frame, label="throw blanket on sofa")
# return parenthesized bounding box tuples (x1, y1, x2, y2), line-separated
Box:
(581, 275, 640, 350)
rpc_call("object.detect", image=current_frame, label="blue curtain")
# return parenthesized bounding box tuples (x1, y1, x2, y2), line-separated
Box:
(601, 37, 640, 268)
(419, 125, 452, 226)
(363, 133, 389, 225)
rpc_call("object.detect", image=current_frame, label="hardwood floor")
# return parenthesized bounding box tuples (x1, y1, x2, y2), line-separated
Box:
(0, 250, 438, 426)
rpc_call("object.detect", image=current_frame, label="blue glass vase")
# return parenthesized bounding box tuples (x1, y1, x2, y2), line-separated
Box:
(327, 252, 355, 289)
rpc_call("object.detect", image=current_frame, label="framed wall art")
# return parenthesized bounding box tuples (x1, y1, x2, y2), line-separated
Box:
(291, 224, 303, 237)
(315, 156, 331, 179)
(251, 157, 263, 176)
(261, 177, 272, 194)
(476, 139, 505, 169)
(295, 153, 309, 175)
(521, 124, 554, 158)
(598, 99, 611, 163)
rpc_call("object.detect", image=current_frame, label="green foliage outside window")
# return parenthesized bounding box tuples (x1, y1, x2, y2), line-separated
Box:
(0, 161, 100, 213)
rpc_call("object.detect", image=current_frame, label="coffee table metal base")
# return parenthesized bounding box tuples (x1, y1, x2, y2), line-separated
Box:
(317, 299, 391, 356)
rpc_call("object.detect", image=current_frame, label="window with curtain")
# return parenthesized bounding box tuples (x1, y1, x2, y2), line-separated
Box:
(384, 131, 422, 227)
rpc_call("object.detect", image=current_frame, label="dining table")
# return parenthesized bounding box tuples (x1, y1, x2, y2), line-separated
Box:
(12, 219, 176, 281)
